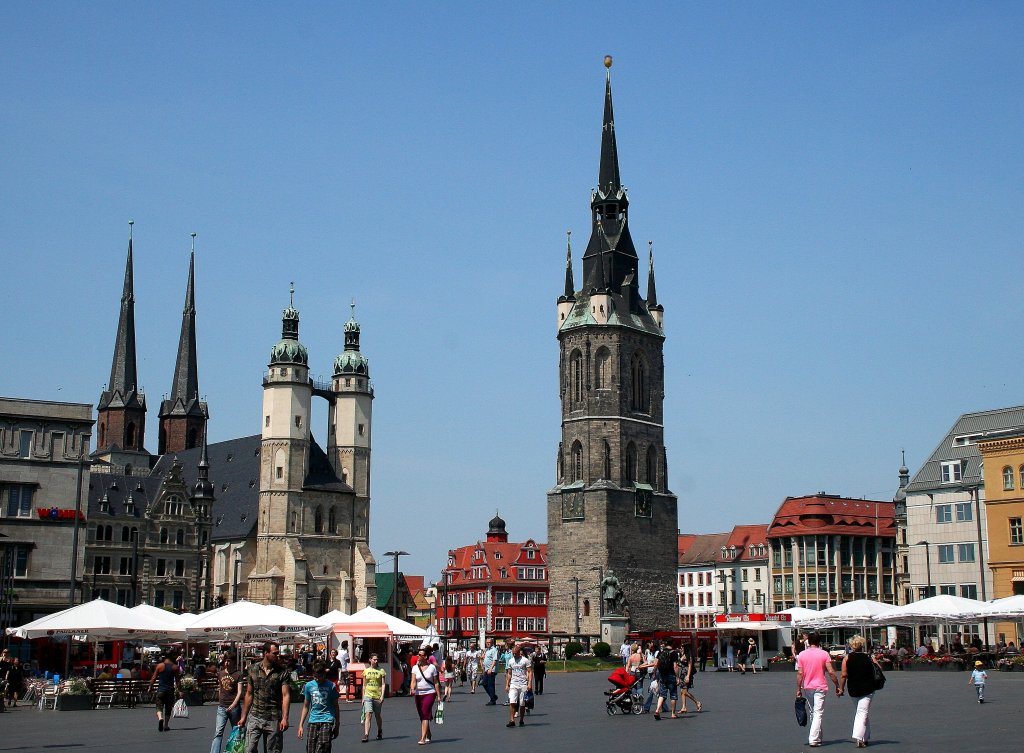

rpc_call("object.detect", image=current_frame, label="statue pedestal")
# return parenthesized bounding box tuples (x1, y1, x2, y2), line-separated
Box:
(600, 615, 629, 648)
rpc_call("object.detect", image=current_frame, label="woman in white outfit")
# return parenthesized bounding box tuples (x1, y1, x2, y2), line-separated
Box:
(837, 635, 880, 748)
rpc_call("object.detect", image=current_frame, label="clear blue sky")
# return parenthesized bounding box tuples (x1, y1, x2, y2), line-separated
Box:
(3, 3, 1022, 580)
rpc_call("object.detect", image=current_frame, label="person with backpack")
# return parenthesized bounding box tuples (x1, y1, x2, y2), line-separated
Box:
(652, 638, 680, 720)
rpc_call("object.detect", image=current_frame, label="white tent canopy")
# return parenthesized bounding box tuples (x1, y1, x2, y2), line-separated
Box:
(875, 594, 995, 626)
(347, 607, 427, 637)
(795, 600, 894, 629)
(778, 607, 818, 621)
(983, 595, 1024, 621)
(6, 598, 184, 640)
(132, 604, 191, 628)
(184, 600, 332, 640)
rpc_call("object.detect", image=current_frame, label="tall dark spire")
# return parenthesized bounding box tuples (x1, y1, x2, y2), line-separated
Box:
(192, 432, 215, 500)
(158, 234, 207, 454)
(96, 221, 147, 454)
(581, 57, 639, 300)
(559, 231, 575, 301)
(169, 239, 199, 406)
(646, 241, 659, 309)
(103, 223, 142, 405)
(599, 57, 621, 196)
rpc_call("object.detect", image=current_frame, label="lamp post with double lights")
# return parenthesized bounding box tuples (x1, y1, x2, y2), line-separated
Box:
(384, 550, 409, 618)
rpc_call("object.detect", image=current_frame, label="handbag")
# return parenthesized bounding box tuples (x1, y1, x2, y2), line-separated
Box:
(523, 688, 535, 710)
(872, 661, 886, 691)
(172, 697, 189, 718)
(794, 695, 808, 726)
(225, 726, 245, 753)
(433, 701, 445, 725)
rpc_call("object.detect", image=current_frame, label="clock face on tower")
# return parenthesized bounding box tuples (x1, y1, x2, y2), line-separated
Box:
(634, 488, 652, 518)
(562, 490, 585, 520)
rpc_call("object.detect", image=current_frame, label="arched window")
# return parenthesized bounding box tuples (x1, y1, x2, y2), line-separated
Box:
(319, 588, 331, 617)
(646, 445, 658, 487)
(290, 512, 297, 532)
(99, 422, 105, 447)
(121, 526, 131, 542)
(1004, 466, 1015, 491)
(571, 441, 583, 482)
(125, 422, 136, 447)
(328, 507, 336, 534)
(582, 599, 590, 617)
(187, 427, 198, 450)
(1019, 465, 1024, 489)
(570, 350, 584, 403)
(629, 353, 647, 413)
(314, 506, 323, 533)
(624, 442, 637, 484)
(176, 529, 185, 546)
(594, 347, 611, 390)
(603, 440, 612, 479)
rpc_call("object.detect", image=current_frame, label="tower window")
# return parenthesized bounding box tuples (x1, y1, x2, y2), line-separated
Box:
(570, 350, 584, 403)
(280, 368, 288, 376)
(358, 424, 365, 436)
(314, 506, 323, 533)
(629, 353, 647, 413)
(19, 431, 32, 458)
(624, 443, 637, 484)
(602, 440, 611, 479)
(276, 466, 283, 479)
(646, 445, 658, 487)
(125, 423, 136, 447)
(328, 507, 337, 534)
(594, 347, 611, 390)
(265, 416, 270, 427)
(571, 441, 583, 482)
(295, 415, 302, 428)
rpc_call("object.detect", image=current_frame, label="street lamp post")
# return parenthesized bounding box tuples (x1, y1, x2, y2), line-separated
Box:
(231, 552, 242, 603)
(916, 541, 933, 598)
(571, 577, 580, 637)
(383, 550, 409, 617)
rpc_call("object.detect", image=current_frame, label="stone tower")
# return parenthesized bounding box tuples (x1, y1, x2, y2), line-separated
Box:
(96, 223, 148, 465)
(546, 60, 678, 635)
(328, 302, 373, 513)
(249, 287, 313, 607)
(158, 237, 208, 455)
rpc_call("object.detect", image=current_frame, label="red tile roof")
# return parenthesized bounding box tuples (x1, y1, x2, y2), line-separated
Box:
(445, 537, 548, 587)
(766, 494, 895, 538)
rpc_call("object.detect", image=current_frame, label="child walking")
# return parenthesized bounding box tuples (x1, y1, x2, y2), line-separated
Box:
(968, 660, 988, 703)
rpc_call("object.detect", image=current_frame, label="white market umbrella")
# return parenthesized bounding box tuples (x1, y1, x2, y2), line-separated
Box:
(348, 607, 428, 637)
(7, 598, 184, 640)
(796, 600, 894, 629)
(185, 600, 332, 640)
(778, 607, 819, 622)
(982, 595, 1024, 621)
(421, 624, 440, 645)
(876, 594, 995, 625)
(132, 604, 188, 627)
(318, 610, 351, 625)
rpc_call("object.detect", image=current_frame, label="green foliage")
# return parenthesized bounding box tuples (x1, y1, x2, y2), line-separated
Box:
(565, 641, 585, 660)
(592, 641, 612, 658)
(63, 677, 91, 695)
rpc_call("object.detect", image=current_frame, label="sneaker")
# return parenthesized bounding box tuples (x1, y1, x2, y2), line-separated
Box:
(377, 730, 383, 740)
(485, 701, 497, 706)
(506, 721, 516, 728)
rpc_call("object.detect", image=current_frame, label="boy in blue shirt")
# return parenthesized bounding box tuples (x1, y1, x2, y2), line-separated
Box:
(968, 660, 988, 703)
(299, 662, 341, 752)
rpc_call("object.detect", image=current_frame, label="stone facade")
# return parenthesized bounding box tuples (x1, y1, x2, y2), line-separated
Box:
(0, 398, 93, 626)
(546, 66, 678, 636)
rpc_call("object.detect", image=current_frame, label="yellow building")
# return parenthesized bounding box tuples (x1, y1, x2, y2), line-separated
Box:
(978, 432, 1024, 644)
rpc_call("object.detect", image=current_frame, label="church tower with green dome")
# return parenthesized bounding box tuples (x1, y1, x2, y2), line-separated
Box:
(329, 302, 373, 511)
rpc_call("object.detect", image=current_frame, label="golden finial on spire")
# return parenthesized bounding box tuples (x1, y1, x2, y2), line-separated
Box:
(604, 55, 613, 69)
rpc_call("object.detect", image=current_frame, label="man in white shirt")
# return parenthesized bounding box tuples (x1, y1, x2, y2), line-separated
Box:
(504, 644, 533, 728)
(620, 641, 631, 666)
(465, 643, 482, 693)
(481, 638, 499, 705)
(339, 641, 351, 701)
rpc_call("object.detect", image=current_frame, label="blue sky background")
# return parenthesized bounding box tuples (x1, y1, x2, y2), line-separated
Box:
(2, 2, 1022, 580)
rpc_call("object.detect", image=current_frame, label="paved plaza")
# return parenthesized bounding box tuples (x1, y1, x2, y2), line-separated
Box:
(1, 668, 1021, 753)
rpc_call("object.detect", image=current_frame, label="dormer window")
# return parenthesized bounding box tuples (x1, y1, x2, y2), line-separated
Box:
(493, 552, 501, 560)
(941, 460, 963, 484)
(527, 549, 536, 560)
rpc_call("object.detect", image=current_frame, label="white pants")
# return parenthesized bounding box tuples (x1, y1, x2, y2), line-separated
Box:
(803, 689, 826, 745)
(851, 693, 872, 742)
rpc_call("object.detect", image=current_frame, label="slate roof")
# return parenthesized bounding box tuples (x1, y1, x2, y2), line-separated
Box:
(905, 405, 1024, 493)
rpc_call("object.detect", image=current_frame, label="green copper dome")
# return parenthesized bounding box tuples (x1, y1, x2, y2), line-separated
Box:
(270, 338, 308, 365)
(333, 350, 368, 376)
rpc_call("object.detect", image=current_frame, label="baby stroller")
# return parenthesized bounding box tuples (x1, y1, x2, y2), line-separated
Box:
(604, 667, 643, 715)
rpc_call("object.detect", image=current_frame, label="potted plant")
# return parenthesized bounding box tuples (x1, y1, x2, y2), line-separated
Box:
(179, 674, 204, 706)
(57, 677, 93, 711)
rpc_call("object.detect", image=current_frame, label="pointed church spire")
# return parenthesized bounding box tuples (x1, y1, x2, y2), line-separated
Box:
(158, 233, 207, 454)
(599, 55, 621, 196)
(192, 431, 215, 500)
(646, 241, 659, 308)
(106, 221, 141, 401)
(561, 231, 575, 300)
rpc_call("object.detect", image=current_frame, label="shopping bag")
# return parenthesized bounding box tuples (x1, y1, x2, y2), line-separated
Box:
(794, 696, 808, 726)
(523, 689, 535, 710)
(434, 701, 445, 724)
(225, 726, 244, 753)
(172, 697, 189, 718)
